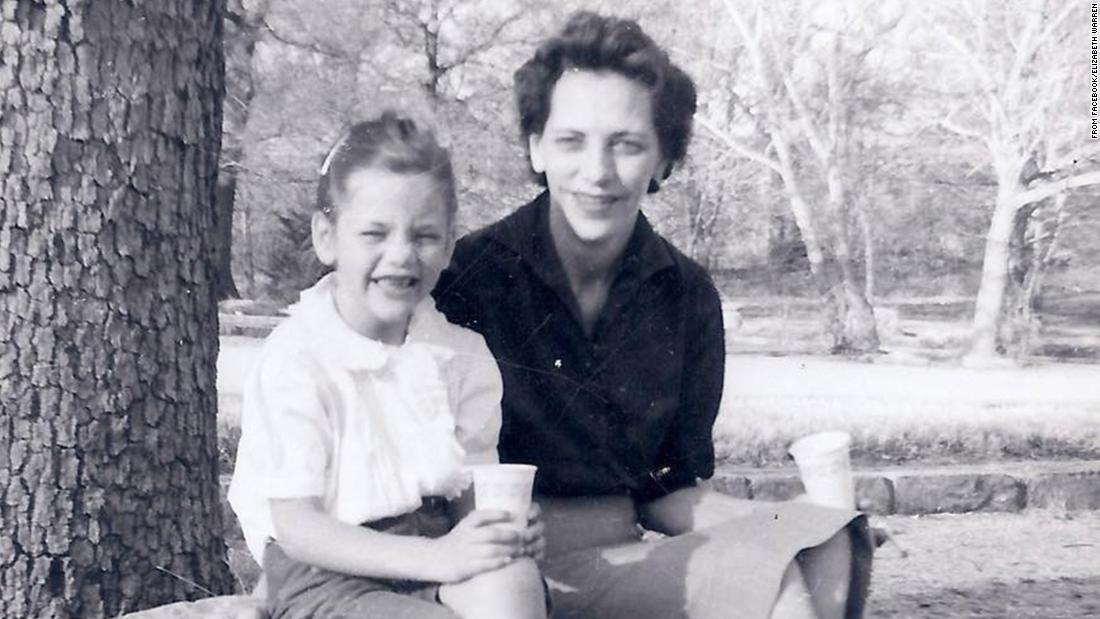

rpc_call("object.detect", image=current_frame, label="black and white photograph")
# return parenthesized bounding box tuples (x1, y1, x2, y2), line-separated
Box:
(1, 1, 1097, 618)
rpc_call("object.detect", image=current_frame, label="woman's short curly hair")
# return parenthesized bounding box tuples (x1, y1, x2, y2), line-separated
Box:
(514, 11, 697, 192)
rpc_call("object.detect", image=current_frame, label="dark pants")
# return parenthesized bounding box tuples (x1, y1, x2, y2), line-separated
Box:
(263, 498, 459, 619)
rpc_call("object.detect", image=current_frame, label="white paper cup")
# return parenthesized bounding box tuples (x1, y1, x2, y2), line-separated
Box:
(468, 464, 537, 529)
(788, 431, 855, 510)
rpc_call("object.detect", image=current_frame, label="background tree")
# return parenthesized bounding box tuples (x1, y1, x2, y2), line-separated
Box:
(0, 1, 235, 616)
(232, 0, 546, 301)
(214, 0, 273, 300)
(695, 0, 907, 352)
(219, 0, 1099, 361)
(920, 0, 1100, 361)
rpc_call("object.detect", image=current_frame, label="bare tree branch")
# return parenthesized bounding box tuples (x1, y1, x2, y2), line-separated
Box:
(1032, 1, 1076, 54)
(923, 12, 998, 101)
(939, 113, 989, 146)
(724, 0, 767, 82)
(1011, 169, 1100, 209)
(780, 67, 830, 162)
(441, 11, 524, 72)
(262, 20, 349, 59)
(697, 115, 783, 175)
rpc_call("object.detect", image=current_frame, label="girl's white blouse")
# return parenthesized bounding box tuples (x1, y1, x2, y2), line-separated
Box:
(227, 275, 503, 561)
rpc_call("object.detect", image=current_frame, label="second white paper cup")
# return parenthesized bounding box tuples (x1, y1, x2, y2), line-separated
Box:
(469, 464, 537, 529)
(788, 431, 855, 510)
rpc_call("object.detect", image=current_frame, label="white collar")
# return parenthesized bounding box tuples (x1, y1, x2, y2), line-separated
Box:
(289, 273, 455, 371)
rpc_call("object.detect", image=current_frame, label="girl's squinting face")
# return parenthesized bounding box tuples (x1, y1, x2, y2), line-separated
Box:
(528, 70, 666, 245)
(312, 168, 453, 344)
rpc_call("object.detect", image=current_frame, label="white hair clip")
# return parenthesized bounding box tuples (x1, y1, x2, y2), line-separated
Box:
(320, 134, 346, 176)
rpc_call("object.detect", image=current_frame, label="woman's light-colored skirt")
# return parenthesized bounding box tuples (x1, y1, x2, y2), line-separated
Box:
(540, 494, 871, 619)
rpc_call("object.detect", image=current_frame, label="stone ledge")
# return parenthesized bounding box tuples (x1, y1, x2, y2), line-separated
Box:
(219, 313, 282, 338)
(119, 595, 264, 619)
(710, 460, 1100, 515)
(1028, 470, 1100, 510)
(892, 473, 1024, 515)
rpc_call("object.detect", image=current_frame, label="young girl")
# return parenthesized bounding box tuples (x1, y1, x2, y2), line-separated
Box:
(228, 113, 548, 619)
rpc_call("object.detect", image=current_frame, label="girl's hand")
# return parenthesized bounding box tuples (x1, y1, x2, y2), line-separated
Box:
(430, 509, 524, 583)
(520, 502, 546, 562)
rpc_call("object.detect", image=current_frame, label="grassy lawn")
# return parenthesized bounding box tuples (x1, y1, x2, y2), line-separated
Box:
(716, 356, 1100, 467)
(709, 293, 1100, 467)
(216, 330, 1100, 472)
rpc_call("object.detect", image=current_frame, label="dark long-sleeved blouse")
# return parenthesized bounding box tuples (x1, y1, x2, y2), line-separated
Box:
(433, 192, 725, 500)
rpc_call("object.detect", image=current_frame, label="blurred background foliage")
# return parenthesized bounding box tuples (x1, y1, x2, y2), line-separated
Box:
(219, 0, 1099, 359)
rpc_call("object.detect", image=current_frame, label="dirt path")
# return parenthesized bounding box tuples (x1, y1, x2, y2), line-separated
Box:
(223, 510, 1100, 617)
(868, 511, 1100, 618)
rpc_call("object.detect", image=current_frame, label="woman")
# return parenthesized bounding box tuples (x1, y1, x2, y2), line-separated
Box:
(434, 12, 872, 619)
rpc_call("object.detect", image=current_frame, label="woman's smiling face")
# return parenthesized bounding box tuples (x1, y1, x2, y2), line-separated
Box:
(312, 168, 453, 344)
(528, 70, 667, 245)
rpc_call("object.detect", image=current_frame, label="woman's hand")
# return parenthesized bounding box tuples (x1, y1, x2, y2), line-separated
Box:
(520, 502, 546, 562)
(430, 509, 525, 583)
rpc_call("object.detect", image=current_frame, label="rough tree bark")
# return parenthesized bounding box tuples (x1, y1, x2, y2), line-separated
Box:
(0, 1, 235, 617)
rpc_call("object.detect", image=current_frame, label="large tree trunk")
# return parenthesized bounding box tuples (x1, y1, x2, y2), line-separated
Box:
(855, 194, 874, 300)
(776, 157, 878, 354)
(214, 0, 269, 301)
(813, 252, 880, 354)
(969, 162, 1100, 362)
(968, 174, 1024, 361)
(685, 180, 720, 270)
(1003, 194, 1066, 359)
(0, 2, 235, 617)
(213, 171, 240, 300)
(824, 162, 879, 353)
